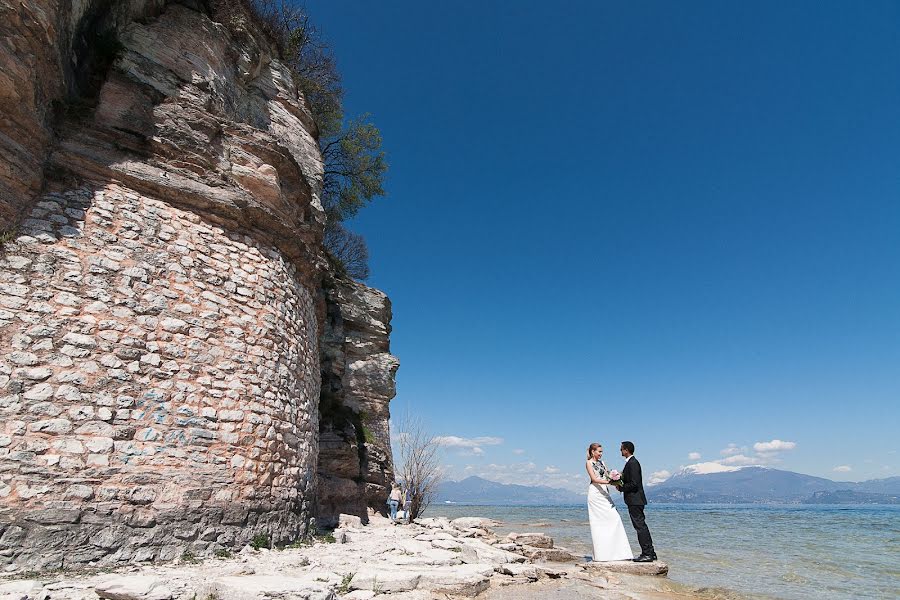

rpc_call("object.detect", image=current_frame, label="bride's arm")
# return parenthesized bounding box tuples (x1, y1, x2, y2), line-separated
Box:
(585, 460, 609, 484)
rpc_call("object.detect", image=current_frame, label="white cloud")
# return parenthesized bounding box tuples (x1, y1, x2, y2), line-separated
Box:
(720, 444, 745, 456)
(433, 435, 503, 457)
(681, 461, 742, 475)
(433, 436, 504, 449)
(720, 454, 761, 466)
(675, 438, 798, 476)
(544, 466, 560, 474)
(648, 470, 671, 486)
(833, 465, 852, 473)
(513, 449, 525, 455)
(753, 439, 796, 453)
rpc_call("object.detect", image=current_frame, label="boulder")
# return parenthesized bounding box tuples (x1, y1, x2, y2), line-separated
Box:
(338, 513, 363, 529)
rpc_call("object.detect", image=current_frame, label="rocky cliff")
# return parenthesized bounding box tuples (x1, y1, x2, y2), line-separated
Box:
(0, 0, 397, 572)
(318, 278, 399, 526)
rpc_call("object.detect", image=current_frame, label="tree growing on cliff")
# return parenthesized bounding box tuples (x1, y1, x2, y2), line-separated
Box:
(244, 0, 387, 279)
(323, 221, 369, 280)
(394, 415, 443, 522)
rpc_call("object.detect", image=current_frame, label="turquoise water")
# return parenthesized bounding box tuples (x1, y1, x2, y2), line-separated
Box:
(426, 503, 900, 600)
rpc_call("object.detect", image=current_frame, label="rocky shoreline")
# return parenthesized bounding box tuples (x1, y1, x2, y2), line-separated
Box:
(0, 513, 698, 600)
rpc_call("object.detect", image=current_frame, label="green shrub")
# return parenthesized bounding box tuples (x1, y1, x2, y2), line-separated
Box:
(338, 572, 354, 594)
(250, 533, 269, 550)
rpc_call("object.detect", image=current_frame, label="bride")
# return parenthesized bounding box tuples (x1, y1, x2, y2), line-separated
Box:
(586, 442, 633, 561)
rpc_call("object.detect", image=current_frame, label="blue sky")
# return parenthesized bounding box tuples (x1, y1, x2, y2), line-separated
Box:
(305, 1, 900, 492)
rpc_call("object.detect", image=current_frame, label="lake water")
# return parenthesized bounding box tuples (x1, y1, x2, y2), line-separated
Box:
(426, 503, 900, 600)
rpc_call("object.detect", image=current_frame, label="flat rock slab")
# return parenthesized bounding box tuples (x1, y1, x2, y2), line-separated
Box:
(0, 580, 47, 600)
(450, 517, 498, 530)
(519, 545, 581, 562)
(203, 576, 335, 600)
(94, 576, 174, 600)
(497, 564, 540, 580)
(579, 560, 669, 576)
(431, 538, 463, 550)
(351, 569, 422, 593)
(460, 539, 526, 564)
(507, 532, 554, 548)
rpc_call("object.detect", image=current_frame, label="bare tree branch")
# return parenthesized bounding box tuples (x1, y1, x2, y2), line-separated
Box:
(394, 414, 443, 521)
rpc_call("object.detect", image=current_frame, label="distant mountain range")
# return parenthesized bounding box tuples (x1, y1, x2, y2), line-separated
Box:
(435, 476, 585, 505)
(647, 467, 900, 504)
(435, 471, 900, 506)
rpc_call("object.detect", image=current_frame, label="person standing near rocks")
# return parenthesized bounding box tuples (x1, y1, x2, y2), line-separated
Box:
(402, 484, 412, 523)
(619, 441, 657, 562)
(387, 482, 402, 523)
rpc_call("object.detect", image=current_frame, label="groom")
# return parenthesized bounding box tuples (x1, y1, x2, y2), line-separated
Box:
(620, 441, 657, 562)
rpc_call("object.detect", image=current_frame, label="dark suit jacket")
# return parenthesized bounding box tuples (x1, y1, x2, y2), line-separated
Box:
(621, 456, 648, 506)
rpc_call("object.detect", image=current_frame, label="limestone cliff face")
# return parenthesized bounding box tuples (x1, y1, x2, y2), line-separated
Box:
(0, 0, 396, 572)
(318, 278, 400, 525)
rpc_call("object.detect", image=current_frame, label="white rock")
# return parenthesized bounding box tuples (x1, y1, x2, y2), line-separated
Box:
(0, 580, 46, 599)
(459, 539, 526, 565)
(94, 576, 174, 600)
(431, 538, 463, 551)
(351, 568, 421, 593)
(498, 563, 540, 579)
(508, 532, 554, 548)
(450, 517, 497, 530)
(338, 513, 363, 529)
(417, 563, 494, 596)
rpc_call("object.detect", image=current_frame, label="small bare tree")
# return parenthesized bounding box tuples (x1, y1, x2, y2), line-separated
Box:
(394, 415, 442, 522)
(324, 221, 369, 280)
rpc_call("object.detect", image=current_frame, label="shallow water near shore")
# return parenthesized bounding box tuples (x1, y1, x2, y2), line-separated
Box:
(427, 503, 900, 600)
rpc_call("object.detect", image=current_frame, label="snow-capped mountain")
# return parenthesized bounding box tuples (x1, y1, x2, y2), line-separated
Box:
(647, 467, 899, 504)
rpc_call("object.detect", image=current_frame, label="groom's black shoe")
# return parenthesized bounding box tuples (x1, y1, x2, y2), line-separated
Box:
(633, 554, 654, 562)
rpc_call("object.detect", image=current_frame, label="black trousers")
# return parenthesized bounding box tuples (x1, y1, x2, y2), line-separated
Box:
(627, 505, 655, 556)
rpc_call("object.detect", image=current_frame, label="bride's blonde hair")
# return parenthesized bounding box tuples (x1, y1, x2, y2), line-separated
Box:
(586, 442, 601, 460)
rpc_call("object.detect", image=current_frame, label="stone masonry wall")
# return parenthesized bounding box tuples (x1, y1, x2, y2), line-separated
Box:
(0, 183, 320, 570)
(0, 0, 398, 573)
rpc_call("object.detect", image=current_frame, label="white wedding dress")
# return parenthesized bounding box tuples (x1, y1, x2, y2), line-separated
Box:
(587, 460, 633, 561)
